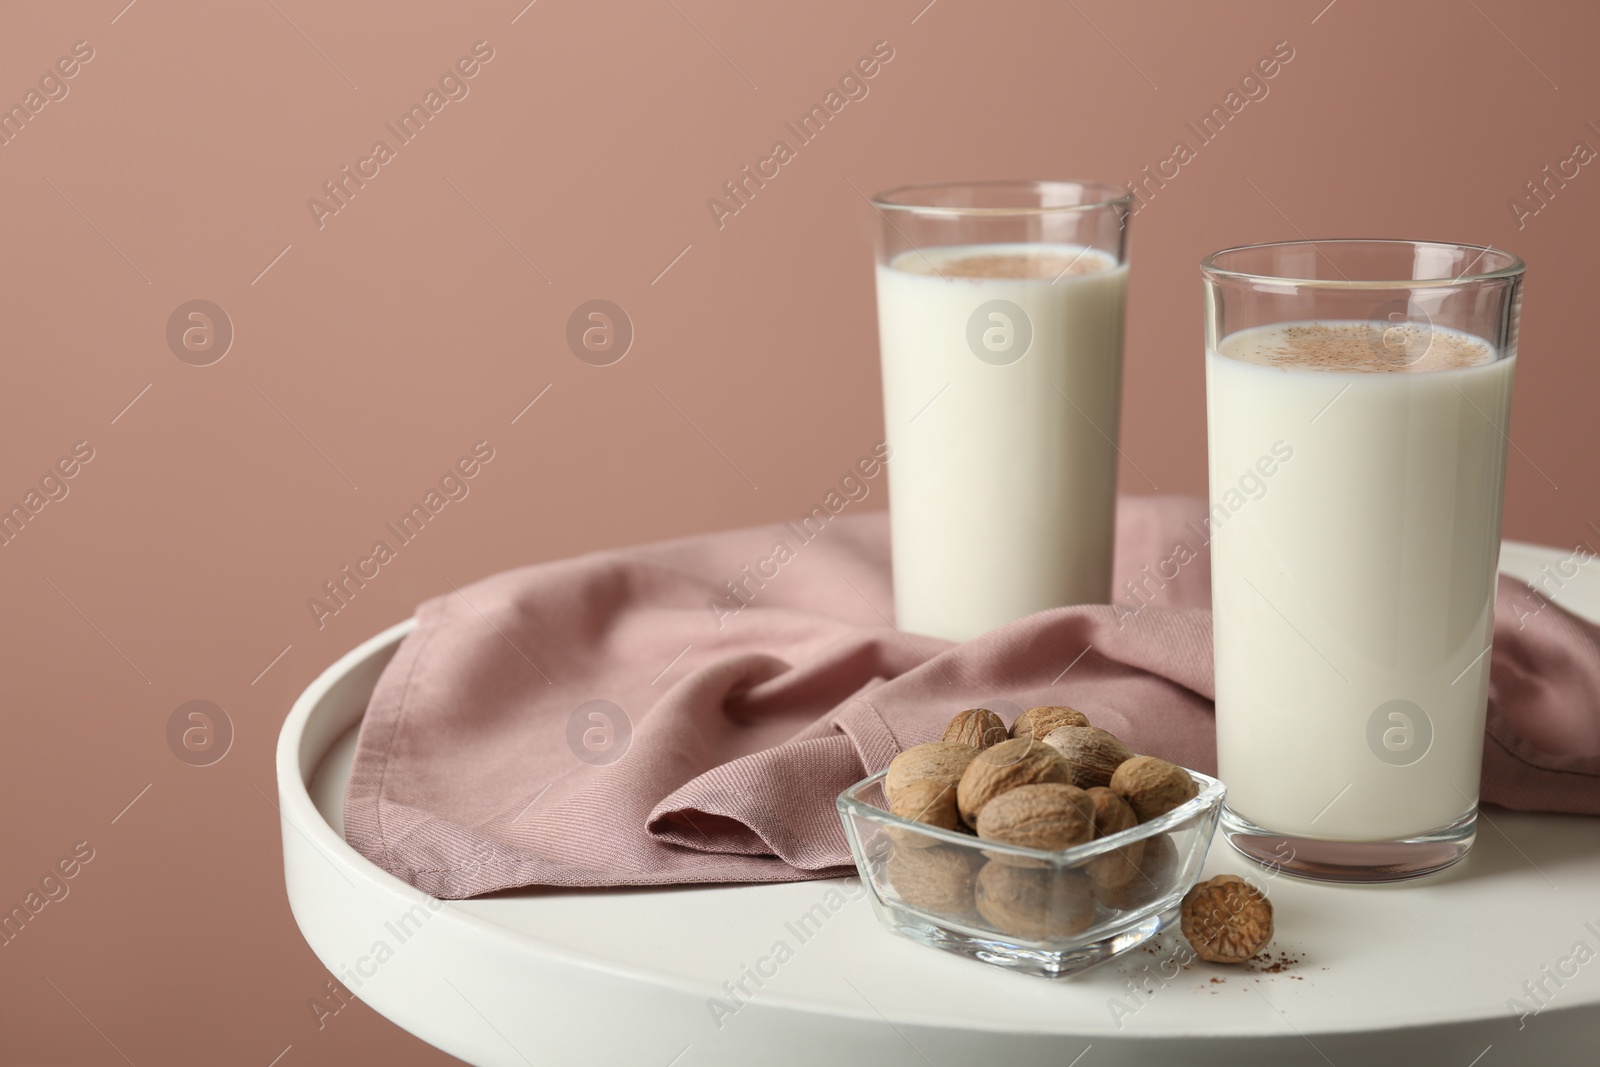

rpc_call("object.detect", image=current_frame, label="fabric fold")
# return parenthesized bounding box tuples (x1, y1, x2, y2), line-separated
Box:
(342, 497, 1600, 899)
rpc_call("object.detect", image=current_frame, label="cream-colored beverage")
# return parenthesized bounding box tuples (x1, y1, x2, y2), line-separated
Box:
(1208, 322, 1514, 840)
(876, 244, 1128, 642)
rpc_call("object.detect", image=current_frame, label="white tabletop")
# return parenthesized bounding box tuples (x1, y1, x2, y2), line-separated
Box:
(277, 541, 1600, 1066)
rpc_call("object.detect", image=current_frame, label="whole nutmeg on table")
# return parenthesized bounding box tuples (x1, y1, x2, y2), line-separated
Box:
(974, 783, 1094, 864)
(1010, 705, 1090, 741)
(1041, 725, 1134, 789)
(942, 707, 1008, 750)
(955, 737, 1073, 827)
(1180, 874, 1274, 963)
(1111, 754, 1199, 822)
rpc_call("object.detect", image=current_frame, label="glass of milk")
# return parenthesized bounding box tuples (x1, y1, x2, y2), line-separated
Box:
(871, 181, 1131, 643)
(1202, 239, 1524, 882)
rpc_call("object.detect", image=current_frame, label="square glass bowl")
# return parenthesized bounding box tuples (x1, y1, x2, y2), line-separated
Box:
(836, 768, 1225, 978)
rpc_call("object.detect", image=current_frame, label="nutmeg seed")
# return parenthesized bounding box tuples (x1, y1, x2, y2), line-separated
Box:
(974, 783, 1094, 864)
(1090, 833, 1179, 910)
(1041, 726, 1134, 789)
(955, 738, 1073, 827)
(942, 707, 1008, 750)
(1180, 874, 1274, 964)
(887, 778, 962, 844)
(1111, 755, 1199, 822)
(1080, 786, 1146, 889)
(975, 862, 1096, 940)
(885, 742, 979, 807)
(1011, 705, 1090, 741)
(886, 844, 977, 916)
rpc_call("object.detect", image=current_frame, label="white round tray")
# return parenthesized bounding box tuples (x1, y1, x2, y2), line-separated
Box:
(276, 541, 1600, 1066)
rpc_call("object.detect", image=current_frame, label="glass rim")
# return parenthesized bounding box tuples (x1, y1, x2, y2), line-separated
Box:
(1201, 238, 1525, 290)
(870, 179, 1133, 217)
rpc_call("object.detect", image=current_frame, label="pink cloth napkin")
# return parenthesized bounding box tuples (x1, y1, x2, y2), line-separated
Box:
(342, 496, 1600, 899)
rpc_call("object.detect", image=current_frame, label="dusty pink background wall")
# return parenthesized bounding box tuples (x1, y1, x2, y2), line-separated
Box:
(1, 0, 1595, 1062)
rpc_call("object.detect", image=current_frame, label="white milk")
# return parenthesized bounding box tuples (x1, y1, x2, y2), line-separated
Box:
(1207, 321, 1514, 840)
(875, 243, 1128, 642)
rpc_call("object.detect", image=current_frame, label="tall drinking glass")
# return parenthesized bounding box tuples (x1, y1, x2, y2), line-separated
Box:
(1202, 239, 1524, 882)
(872, 181, 1131, 643)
